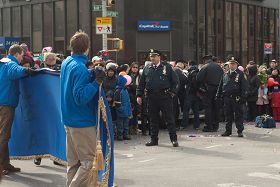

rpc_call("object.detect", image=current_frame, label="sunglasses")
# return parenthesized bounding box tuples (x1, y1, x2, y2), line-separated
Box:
(46, 64, 55, 68)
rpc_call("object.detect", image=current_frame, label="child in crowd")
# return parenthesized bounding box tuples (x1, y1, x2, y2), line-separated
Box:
(256, 65, 269, 115)
(114, 76, 132, 141)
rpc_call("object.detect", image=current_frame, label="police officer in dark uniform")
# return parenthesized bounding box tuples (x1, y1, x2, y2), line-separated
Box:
(136, 49, 179, 147)
(216, 57, 248, 137)
(196, 55, 224, 132)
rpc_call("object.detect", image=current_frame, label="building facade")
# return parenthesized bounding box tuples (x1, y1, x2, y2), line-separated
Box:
(0, 0, 279, 65)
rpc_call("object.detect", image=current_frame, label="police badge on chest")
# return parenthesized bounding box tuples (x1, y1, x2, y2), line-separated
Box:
(160, 65, 167, 80)
(162, 65, 167, 75)
(235, 73, 239, 82)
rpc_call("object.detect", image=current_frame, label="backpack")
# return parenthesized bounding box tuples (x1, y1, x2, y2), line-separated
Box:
(113, 88, 122, 108)
(186, 69, 199, 93)
(255, 115, 276, 128)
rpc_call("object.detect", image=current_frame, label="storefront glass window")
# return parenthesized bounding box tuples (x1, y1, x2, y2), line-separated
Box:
(207, 0, 215, 55)
(233, 3, 240, 60)
(67, 0, 77, 46)
(198, 0, 205, 62)
(32, 4, 42, 53)
(241, 5, 248, 65)
(248, 6, 255, 61)
(12, 7, 20, 37)
(188, 0, 197, 61)
(0, 9, 2, 36)
(43, 3, 53, 48)
(225, 2, 232, 57)
(216, 0, 224, 59)
(3, 8, 11, 36)
(276, 10, 279, 59)
(256, 7, 263, 64)
(79, 0, 90, 35)
(22, 5, 30, 37)
(55, 1, 65, 54)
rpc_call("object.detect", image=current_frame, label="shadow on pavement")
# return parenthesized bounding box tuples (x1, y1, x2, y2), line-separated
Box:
(157, 144, 242, 161)
(2, 172, 66, 187)
(114, 177, 135, 187)
(242, 131, 280, 144)
(36, 165, 66, 173)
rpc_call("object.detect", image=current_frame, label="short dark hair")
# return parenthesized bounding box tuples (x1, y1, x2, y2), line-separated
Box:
(70, 31, 90, 54)
(8, 44, 24, 56)
(188, 60, 196, 66)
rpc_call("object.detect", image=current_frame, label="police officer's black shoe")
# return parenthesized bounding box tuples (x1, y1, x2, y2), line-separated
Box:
(202, 128, 213, 132)
(145, 140, 158, 146)
(221, 131, 232, 136)
(172, 141, 179, 147)
(123, 135, 131, 140)
(34, 158, 42, 166)
(238, 132, 244, 137)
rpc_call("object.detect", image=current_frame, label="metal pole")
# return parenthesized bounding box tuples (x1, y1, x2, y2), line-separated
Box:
(102, 0, 107, 50)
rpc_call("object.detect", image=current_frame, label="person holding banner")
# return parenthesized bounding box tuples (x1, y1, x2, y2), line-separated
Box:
(60, 31, 106, 187)
(0, 44, 36, 179)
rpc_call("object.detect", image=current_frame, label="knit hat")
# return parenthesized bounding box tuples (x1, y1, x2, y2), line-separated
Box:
(106, 62, 118, 71)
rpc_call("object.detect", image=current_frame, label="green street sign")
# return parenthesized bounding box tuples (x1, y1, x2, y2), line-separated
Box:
(92, 5, 102, 11)
(107, 11, 118, 17)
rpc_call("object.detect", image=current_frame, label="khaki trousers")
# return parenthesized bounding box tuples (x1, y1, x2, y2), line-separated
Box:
(65, 126, 97, 187)
(0, 106, 15, 169)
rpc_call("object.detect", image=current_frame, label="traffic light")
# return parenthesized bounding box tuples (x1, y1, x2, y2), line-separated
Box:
(113, 39, 123, 50)
(107, 0, 115, 6)
(107, 38, 123, 51)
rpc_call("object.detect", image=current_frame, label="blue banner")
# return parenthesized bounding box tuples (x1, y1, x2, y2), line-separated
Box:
(9, 71, 114, 186)
(138, 20, 171, 31)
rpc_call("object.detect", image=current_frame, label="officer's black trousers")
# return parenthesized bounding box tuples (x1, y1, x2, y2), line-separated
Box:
(202, 86, 220, 130)
(224, 97, 244, 133)
(148, 94, 177, 142)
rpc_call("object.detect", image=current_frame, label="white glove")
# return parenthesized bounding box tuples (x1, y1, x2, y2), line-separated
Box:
(137, 97, 142, 105)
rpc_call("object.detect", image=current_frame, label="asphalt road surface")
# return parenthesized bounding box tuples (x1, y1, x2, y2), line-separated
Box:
(1, 123, 280, 187)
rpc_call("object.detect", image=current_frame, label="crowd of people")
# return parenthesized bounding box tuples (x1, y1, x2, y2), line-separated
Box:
(1, 35, 280, 184)
(4, 42, 280, 142)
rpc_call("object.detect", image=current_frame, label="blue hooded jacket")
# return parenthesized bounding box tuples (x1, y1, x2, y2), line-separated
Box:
(114, 76, 132, 118)
(0, 55, 28, 107)
(60, 54, 100, 128)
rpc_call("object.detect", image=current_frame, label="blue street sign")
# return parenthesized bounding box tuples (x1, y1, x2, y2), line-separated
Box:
(137, 20, 171, 31)
(0, 37, 20, 49)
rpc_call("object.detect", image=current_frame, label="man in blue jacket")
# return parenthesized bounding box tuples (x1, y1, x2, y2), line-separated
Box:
(0, 44, 32, 179)
(60, 31, 103, 187)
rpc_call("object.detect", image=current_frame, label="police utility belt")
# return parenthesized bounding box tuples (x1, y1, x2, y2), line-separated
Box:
(224, 94, 241, 102)
(147, 88, 171, 96)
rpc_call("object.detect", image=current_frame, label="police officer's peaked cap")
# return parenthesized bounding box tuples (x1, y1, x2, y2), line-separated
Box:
(225, 56, 238, 65)
(149, 49, 161, 56)
(202, 54, 213, 60)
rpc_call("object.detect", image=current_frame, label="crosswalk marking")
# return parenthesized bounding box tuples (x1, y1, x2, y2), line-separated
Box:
(248, 172, 280, 181)
(217, 183, 256, 187)
(270, 162, 280, 169)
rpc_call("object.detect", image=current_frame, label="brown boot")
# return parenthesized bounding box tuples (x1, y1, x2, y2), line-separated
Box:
(4, 164, 21, 173)
(0, 165, 3, 182)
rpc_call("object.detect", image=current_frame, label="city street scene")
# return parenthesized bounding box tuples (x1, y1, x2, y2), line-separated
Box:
(1, 0, 280, 187)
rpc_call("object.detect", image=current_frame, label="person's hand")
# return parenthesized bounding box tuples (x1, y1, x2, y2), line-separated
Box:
(26, 68, 38, 76)
(94, 66, 106, 85)
(137, 97, 142, 105)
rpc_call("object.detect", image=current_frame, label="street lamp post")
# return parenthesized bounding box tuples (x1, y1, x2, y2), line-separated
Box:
(102, 0, 108, 50)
